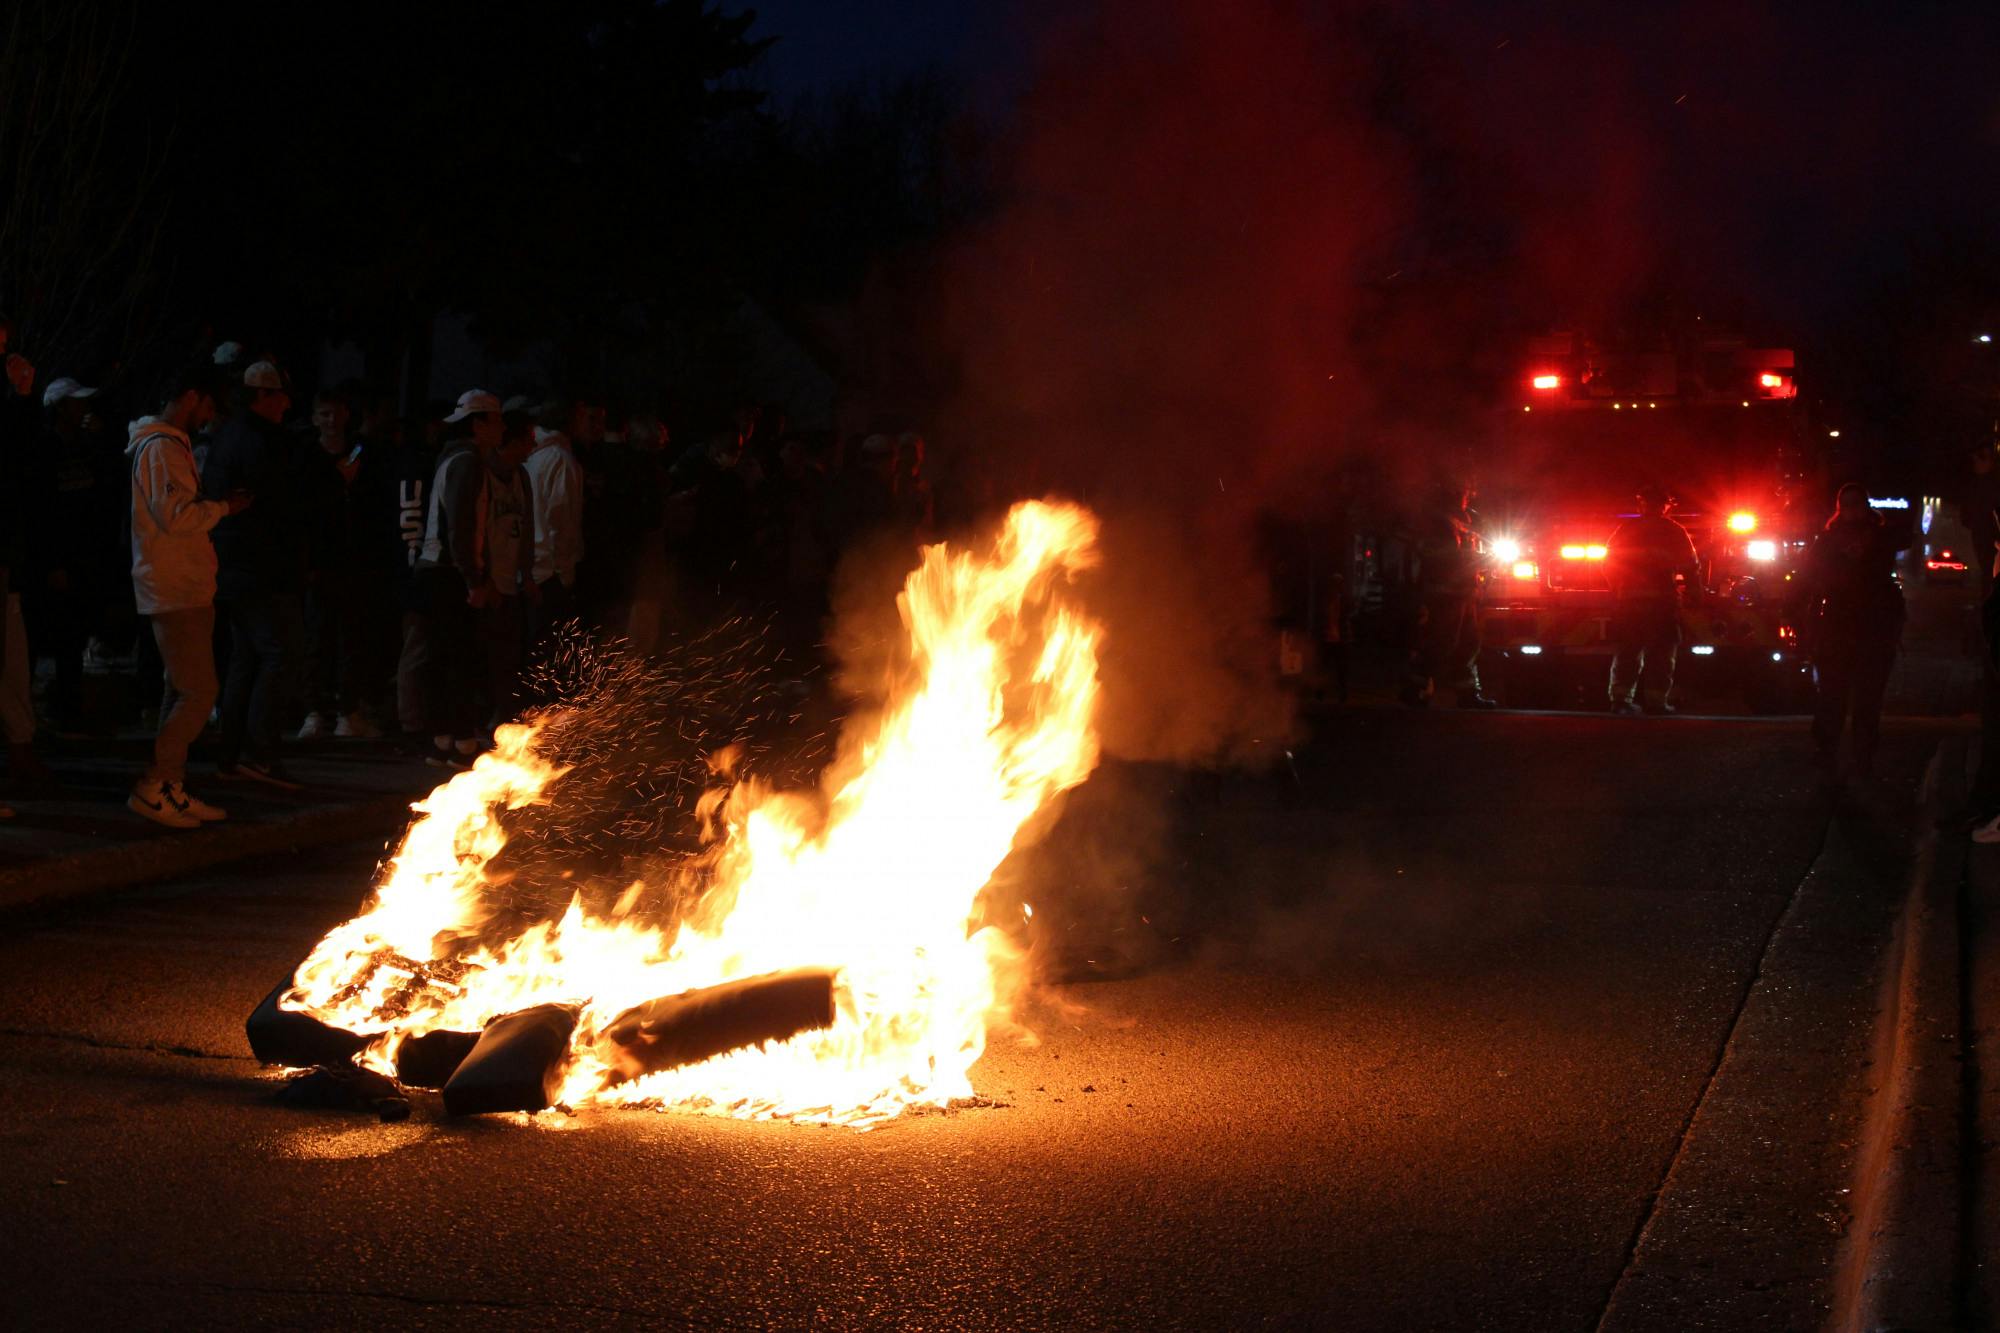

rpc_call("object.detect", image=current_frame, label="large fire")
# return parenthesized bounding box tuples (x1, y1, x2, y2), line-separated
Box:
(280, 500, 1103, 1128)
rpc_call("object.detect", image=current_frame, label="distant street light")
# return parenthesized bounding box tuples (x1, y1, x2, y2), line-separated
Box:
(1979, 334, 1994, 344)
(1828, 429, 1841, 438)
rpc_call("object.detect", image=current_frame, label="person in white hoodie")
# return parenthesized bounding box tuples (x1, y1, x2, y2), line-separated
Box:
(125, 364, 252, 828)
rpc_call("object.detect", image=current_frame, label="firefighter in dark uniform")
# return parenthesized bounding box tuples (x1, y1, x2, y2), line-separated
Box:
(1605, 483, 1700, 715)
(1801, 481, 1910, 781)
(1402, 481, 1496, 709)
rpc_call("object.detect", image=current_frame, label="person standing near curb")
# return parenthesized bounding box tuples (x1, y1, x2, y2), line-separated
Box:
(1802, 481, 1911, 785)
(126, 365, 251, 828)
(1606, 483, 1701, 717)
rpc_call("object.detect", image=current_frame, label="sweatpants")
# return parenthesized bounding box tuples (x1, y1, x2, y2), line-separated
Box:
(147, 606, 218, 785)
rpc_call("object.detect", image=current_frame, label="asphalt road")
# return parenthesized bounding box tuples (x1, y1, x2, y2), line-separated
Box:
(0, 697, 1947, 1330)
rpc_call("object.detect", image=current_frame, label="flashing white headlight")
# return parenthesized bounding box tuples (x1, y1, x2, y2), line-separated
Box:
(1746, 539, 1778, 562)
(1689, 645, 1716, 656)
(1490, 537, 1522, 564)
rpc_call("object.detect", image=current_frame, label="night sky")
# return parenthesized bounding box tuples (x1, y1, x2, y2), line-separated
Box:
(732, 0, 2000, 333)
(10, 0, 1997, 487)
(729, 0, 1028, 108)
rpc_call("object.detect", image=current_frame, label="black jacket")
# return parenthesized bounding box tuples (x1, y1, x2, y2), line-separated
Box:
(202, 413, 311, 598)
(1803, 511, 1910, 642)
(1606, 514, 1699, 601)
(299, 436, 396, 583)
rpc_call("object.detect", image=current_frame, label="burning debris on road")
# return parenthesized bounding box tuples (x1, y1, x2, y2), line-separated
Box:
(248, 501, 1104, 1129)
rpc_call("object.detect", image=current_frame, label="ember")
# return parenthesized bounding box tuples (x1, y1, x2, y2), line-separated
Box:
(250, 500, 1103, 1127)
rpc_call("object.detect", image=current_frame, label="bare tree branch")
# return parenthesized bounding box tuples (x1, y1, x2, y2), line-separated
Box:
(0, 2, 168, 371)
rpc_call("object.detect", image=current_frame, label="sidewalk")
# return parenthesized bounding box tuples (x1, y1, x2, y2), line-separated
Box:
(0, 735, 439, 913)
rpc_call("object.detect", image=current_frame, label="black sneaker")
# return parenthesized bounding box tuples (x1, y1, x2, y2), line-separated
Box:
(217, 759, 304, 791)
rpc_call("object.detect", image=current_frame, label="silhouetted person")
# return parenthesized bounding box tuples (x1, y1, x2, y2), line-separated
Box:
(26, 377, 116, 736)
(1403, 481, 1492, 709)
(1606, 483, 1700, 716)
(1802, 482, 1910, 783)
(298, 384, 392, 738)
(204, 361, 308, 788)
(414, 390, 503, 767)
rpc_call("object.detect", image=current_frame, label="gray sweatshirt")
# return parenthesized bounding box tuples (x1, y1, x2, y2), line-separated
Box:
(127, 419, 228, 614)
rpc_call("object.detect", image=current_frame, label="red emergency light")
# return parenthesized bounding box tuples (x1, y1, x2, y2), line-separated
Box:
(1757, 372, 1783, 389)
(1531, 374, 1561, 390)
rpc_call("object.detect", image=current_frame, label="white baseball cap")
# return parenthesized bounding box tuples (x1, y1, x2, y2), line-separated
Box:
(212, 340, 244, 365)
(444, 389, 502, 423)
(243, 361, 287, 391)
(42, 377, 98, 408)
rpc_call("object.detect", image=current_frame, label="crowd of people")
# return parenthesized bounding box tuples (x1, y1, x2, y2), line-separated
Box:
(0, 327, 941, 828)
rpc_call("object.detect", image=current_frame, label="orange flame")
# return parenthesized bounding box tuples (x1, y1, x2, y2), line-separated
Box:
(282, 500, 1102, 1127)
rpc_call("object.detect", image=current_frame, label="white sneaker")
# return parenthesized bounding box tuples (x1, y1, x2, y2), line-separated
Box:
(296, 712, 330, 740)
(129, 779, 199, 829)
(1973, 812, 2000, 844)
(164, 782, 226, 822)
(334, 711, 382, 739)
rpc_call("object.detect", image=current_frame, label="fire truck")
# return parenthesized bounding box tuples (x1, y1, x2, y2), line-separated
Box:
(1473, 331, 1823, 711)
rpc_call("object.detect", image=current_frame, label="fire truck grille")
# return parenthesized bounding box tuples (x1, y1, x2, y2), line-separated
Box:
(1548, 564, 1612, 592)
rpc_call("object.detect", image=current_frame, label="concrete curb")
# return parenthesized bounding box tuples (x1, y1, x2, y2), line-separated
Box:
(1833, 743, 1966, 1332)
(0, 792, 418, 915)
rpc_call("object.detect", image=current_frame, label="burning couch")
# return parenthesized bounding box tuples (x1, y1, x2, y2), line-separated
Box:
(246, 502, 1103, 1129)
